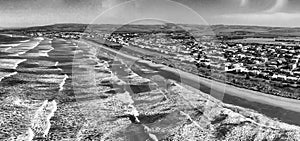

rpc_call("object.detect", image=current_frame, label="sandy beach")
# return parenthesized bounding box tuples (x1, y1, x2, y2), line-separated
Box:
(1, 36, 300, 140)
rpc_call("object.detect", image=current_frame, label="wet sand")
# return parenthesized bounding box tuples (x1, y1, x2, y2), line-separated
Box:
(139, 60, 300, 112)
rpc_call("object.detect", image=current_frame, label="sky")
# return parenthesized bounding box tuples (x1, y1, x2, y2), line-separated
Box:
(1, 0, 300, 27)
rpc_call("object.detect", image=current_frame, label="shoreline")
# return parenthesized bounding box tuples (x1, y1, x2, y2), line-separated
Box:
(95, 38, 300, 100)
(86, 40, 300, 113)
(138, 59, 300, 112)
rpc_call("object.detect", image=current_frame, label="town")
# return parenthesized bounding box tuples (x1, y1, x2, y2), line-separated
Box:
(102, 31, 300, 99)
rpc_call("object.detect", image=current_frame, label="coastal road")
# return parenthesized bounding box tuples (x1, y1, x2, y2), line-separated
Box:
(86, 39, 300, 126)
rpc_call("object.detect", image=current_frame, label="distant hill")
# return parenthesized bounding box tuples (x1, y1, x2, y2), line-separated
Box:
(177, 24, 300, 39)
(0, 24, 88, 35)
(210, 25, 300, 39)
(1, 23, 300, 39)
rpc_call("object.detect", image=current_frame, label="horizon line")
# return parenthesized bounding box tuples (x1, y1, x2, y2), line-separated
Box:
(2, 22, 300, 29)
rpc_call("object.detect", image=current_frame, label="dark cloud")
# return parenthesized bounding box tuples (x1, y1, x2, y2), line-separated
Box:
(0, 0, 103, 11)
(285, 0, 300, 12)
(60, 0, 103, 9)
(0, 0, 300, 27)
(172, 0, 299, 14)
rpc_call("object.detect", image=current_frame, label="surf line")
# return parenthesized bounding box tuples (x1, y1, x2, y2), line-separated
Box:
(0, 72, 18, 82)
(42, 40, 54, 57)
(54, 61, 62, 71)
(59, 74, 69, 92)
(0, 59, 26, 82)
(15, 100, 57, 141)
(43, 47, 54, 57)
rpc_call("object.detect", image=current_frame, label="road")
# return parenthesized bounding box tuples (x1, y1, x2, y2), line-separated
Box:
(86, 39, 300, 126)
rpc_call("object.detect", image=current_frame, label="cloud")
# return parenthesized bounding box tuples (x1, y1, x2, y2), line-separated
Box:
(92, 0, 208, 25)
(240, 0, 248, 7)
(265, 0, 288, 12)
(102, 0, 129, 9)
(1, 0, 300, 27)
(216, 12, 300, 27)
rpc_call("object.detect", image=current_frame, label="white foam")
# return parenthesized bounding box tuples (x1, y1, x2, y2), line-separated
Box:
(0, 59, 27, 69)
(0, 43, 21, 47)
(126, 104, 140, 117)
(19, 39, 30, 43)
(3, 47, 12, 52)
(142, 125, 159, 141)
(35, 37, 44, 41)
(0, 47, 12, 52)
(15, 128, 34, 141)
(1, 34, 28, 38)
(59, 74, 69, 91)
(44, 47, 54, 57)
(0, 34, 12, 37)
(22, 44, 54, 57)
(0, 72, 17, 82)
(54, 62, 63, 72)
(141, 68, 159, 74)
(18, 42, 41, 56)
(0, 44, 20, 54)
(43, 40, 54, 57)
(7, 39, 42, 56)
(179, 111, 203, 129)
(31, 100, 57, 138)
(31, 46, 54, 57)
